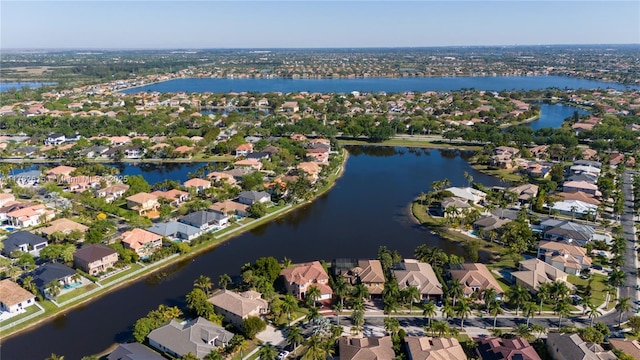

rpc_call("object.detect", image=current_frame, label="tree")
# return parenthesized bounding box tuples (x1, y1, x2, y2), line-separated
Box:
(627, 315, 640, 334)
(281, 293, 299, 326)
(257, 343, 278, 360)
(554, 299, 571, 330)
(46, 280, 61, 299)
(332, 276, 349, 307)
(512, 324, 534, 341)
(456, 299, 472, 329)
(247, 201, 267, 218)
(186, 288, 214, 318)
(285, 324, 304, 355)
(352, 283, 370, 303)
(302, 334, 328, 360)
(193, 275, 213, 296)
(204, 350, 224, 360)
(488, 301, 504, 330)
(537, 282, 551, 315)
(523, 302, 537, 327)
(306, 285, 321, 308)
(181, 353, 199, 360)
(351, 309, 365, 335)
(21, 275, 37, 295)
(587, 302, 602, 326)
(616, 297, 632, 328)
(384, 316, 400, 336)
(242, 316, 266, 339)
(404, 285, 421, 313)
(447, 278, 463, 306)
(422, 301, 437, 326)
(46, 354, 65, 360)
(506, 284, 531, 315)
(218, 273, 232, 290)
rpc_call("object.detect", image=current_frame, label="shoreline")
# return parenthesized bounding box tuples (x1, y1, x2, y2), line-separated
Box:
(0, 150, 349, 341)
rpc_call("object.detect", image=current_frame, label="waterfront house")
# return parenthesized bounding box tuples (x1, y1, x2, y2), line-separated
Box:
(0, 279, 36, 314)
(179, 210, 229, 231)
(338, 336, 395, 360)
(393, 259, 443, 300)
(404, 336, 467, 360)
(45, 165, 76, 182)
(121, 228, 163, 258)
(2, 231, 48, 257)
(206, 171, 237, 186)
(546, 333, 616, 360)
(147, 317, 234, 358)
(207, 290, 269, 329)
(444, 187, 486, 204)
(73, 244, 119, 275)
(44, 133, 65, 146)
(107, 343, 165, 360)
(7, 204, 55, 228)
(147, 221, 202, 243)
(235, 143, 253, 157)
(233, 159, 263, 171)
(473, 215, 511, 233)
(39, 218, 89, 239)
(344, 259, 386, 297)
(97, 184, 130, 203)
(209, 200, 248, 217)
(511, 258, 570, 292)
(280, 261, 333, 301)
(537, 240, 592, 275)
(475, 337, 541, 360)
(151, 189, 190, 206)
(448, 263, 504, 298)
(183, 178, 211, 193)
(31, 263, 77, 295)
(440, 197, 472, 216)
(238, 191, 271, 205)
(297, 162, 322, 182)
(125, 192, 160, 218)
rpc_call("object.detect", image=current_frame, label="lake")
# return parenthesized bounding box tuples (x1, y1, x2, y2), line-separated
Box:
(122, 76, 636, 94)
(527, 103, 589, 131)
(0, 147, 503, 360)
(0, 82, 56, 92)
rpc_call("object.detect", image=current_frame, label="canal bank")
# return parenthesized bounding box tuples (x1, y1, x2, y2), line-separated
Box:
(0, 150, 349, 342)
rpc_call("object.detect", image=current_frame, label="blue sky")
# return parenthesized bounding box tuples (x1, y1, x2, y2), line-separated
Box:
(1, 1, 638, 49)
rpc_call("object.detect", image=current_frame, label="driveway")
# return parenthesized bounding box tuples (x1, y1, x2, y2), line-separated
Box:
(257, 324, 286, 345)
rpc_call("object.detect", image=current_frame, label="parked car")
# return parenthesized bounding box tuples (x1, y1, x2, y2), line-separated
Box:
(278, 350, 290, 359)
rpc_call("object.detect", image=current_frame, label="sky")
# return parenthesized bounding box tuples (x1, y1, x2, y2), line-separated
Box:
(1, 1, 639, 49)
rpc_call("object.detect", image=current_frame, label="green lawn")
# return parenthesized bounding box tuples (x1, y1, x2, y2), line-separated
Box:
(0, 305, 41, 327)
(493, 274, 512, 293)
(98, 264, 143, 286)
(470, 164, 523, 182)
(56, 283, 98, 303)
(568, 274, 608, 308)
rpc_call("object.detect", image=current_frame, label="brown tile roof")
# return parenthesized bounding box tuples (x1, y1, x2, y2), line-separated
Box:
(280, 261, 329, 286)
(208, 290, 268, 318)
(209, 200, 248, 214)
(126, 192, 158, 204)
(0, 279, 35, 307)
(393, 259, 443, 296)
(121, 228, 162, 250)
(475, 337, 541, 360)
(404, 336, 467, 360)
(609, 339, 640, 360)
(449, 263, 504, 295)
(40, 218, 89, 236)
(339, 336, 395, 360)
(74, 244, 117, 263)
(183, 178, 211, 188)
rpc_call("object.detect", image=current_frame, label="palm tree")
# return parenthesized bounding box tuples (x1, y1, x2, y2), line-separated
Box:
(447, 278, 463, 306)
(333, 277, 349, 307)
(537, 282, 551, 315)
(531, 324, 546, 340)
(604, 284, 617, 308)
(204, 350, 224, 360)
(616, 297, 632, 328)
(46, 354, 64, 360)
(488, 301, 504, 330)
(281, 294, 299, 326)
(512, 324, 534, 341)
(422, 301, 437, 326)
(507, 285, 531, 315)
(302, 334, 327, 360)
(218, 273, 232, 290)
(21, 275, 37, 295)
(442, 303, 456, 320)
(579, 295, 593, 316)
(431, 320, 449, 337)
(554, 300, 571, 330)
(46, 281, 61, 299)
(258, 343, 278, 360)
(306, 306, 322, 324)
(306, 285, 321, 308)
(286, 324, 304, 356)
(405, 285, 421, 313)
(523, 302, 537, 327)
(333, 302, 343, 326)
(456, 299, 472, 329)
(383, 316, 400, 336)
(352, 284, 370, 303)
(483, 288, 497, 308)
(351, 309, 365, 335)
(586, 303, 602, 326)
(193, 275, 212, 296)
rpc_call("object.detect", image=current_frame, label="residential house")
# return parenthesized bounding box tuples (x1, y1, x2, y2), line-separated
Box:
(39, 218, 89, 239)
(338, 336, 395, 360)
(0, 279, 36, 313)
(509, 184, 539, 202)
(290, 133, 307, 141)
(475, 337, 541, 360)
(107, 343, 165, 360)
(7, 204, 54, 227)
(207, 290, 269, 329)
(404, 336, 467, 360)
(121, 228, 163, 258)
(0, 193, 16, 207)
(448, 263, 504, 298)
(183, 178, 211, 193)
(209, 200, 248, 217)
(541, 220, 600, 246)
(555, 191, 601, 206)
(609, 339, 640, 360)
(562, 181, 601, 197)
(546, 333, 616, 360)
(151, 189, 190, 206)
(147, 221, 202, 243)
(282, 101, 300, 113)
(125, 192, 160, 217)
(238, 191, 271, 205)
(97, 184, 130, 203)
(511, 258, 570, 292)
(568, 173, 599, 185)
(206, 172, 237, 186)
(537, 240, 592, 275)
(440, 197, 472, 216)
(179, 210, 229, 231)
(522, 163, 551, 179)
(79, 145, 109, 158)
(73, 244, 119, 275)
(235, 143, 253, 157)
(44, 133, 66, 145)
(345, 259, 386, 297)
(280, 261, 333, 300)
(444, 187, 486, 204)
(548, 200, 598, 219)
(45, 165, 76, 182)
(147, 317, 234, 359)
(233, 159, 263, 171)
(473, 215, 511, 234)
(2, 231, 48, 257)
(246, 151, 271, 161)
(31, 262, 77, 294)
(297, 162, 323, 182)
(393, 259, 443, 300)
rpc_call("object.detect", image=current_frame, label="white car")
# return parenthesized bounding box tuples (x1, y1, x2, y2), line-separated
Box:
(277, 350, 290, 359)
